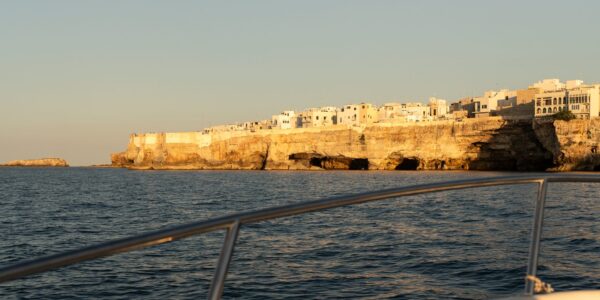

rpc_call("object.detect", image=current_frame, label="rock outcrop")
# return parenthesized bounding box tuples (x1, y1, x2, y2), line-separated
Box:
(1, 158, 69, 167)
(533, 118, 600, 171)
(111, 117, 572, 171)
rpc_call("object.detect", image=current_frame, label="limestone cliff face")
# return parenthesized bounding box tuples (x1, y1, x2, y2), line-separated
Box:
(533, 119, 600, 171)
(111, 118, 560, 171)
(1, 158, 69, 167)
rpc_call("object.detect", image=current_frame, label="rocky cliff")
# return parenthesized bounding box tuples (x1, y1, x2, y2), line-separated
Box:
(533, 118, 600, 171)
(1, 158, 69, 167)
(111, 117, 593, 171)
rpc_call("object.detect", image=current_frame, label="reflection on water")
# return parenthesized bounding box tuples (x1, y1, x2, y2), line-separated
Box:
(0, 168, 598, 299)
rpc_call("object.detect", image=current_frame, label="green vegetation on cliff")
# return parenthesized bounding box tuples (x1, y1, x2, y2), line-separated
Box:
(553, 110, 576, 121)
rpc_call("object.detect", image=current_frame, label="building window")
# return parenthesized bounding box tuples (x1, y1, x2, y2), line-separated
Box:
(543, 108, 547, 113)
(537, 108, 541, 114)
(553, 98, 557, 105)
(553, 107, 557, 113)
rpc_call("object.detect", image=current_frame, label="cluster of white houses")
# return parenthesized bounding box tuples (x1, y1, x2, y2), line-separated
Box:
(453, 79, 600, 120)
(205, 78, 600, 133)
(271, 100, 450, 130)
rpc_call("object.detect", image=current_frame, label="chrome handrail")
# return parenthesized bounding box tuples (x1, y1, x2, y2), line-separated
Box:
(1, 175, 599, 299)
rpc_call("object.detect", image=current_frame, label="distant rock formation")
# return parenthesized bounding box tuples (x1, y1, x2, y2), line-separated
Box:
(110, 117, 600, 171)
(1, 158, 69, 167)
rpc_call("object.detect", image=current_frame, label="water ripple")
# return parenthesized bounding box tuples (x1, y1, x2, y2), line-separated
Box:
(0, 168, 598, 299)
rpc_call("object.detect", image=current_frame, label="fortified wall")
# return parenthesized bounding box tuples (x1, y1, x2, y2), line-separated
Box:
(111, 117, 600, 171)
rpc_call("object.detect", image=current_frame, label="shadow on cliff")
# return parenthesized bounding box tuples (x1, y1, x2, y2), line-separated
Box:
(380, 152, 465, 171)
(495, 103, 534, 121)
(570, 155, 600, 171)
(288, 153, 369, 170)
(374, 118, 556, 171)
(467, 120, 556, 171)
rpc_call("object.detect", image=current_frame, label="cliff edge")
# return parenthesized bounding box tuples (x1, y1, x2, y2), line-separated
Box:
(1, 158, 69, 167)
(533, 118, 600, 171)
(111, 117, 595, 171)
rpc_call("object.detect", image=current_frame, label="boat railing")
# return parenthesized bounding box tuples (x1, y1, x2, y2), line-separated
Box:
(1, 175, 599, 299)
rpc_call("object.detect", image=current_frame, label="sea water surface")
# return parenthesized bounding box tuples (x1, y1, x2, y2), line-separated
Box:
(0, 168, 598, 299)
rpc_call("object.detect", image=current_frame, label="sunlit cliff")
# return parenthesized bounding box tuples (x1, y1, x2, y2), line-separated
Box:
(110, 117, 600, 171)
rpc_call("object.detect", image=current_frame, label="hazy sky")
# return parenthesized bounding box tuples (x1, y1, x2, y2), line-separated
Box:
(2, 1, 600, 165)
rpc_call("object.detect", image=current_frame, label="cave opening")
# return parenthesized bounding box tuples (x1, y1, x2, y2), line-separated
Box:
(260, 156, 268, 170)
(349, 158, 369, 170)
(395, 158, 419, 170)
(309, 157, 323, 168)
(439, 160, 446, 170)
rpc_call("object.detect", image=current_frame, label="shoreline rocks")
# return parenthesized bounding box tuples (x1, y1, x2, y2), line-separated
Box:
(1, 158, 69, 167)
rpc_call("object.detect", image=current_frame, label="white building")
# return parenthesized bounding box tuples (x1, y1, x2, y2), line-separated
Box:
(534, 80, 600, 119)
(400, 102, 430, 122)
(338, 103, 376, 126)
(271, 111, 297, 129)
(472, 89, 516, 117)
(568, 84, 600, 118)
(566, 80, 584, 90)
(428, 97, 449, 118)
(206, 123, 248, 132)
(534, 90, 568, 117)
(298, 106, 338, 128)
(377, 102, 403, 121)
(530, 79, 565, 92)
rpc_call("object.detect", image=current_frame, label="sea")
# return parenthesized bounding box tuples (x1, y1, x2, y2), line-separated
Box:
(0, 168, 598, 299)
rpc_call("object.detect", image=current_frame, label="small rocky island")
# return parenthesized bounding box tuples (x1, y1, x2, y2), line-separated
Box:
(0, 158, 69, 167)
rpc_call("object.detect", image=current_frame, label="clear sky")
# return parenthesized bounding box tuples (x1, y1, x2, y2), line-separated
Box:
(2, 1, 600, 165)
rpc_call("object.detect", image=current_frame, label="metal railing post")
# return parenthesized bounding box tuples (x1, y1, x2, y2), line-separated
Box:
(2, 175, 600, 295)
(525, 179, 548, 295)
(208, 221, 241, 300)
